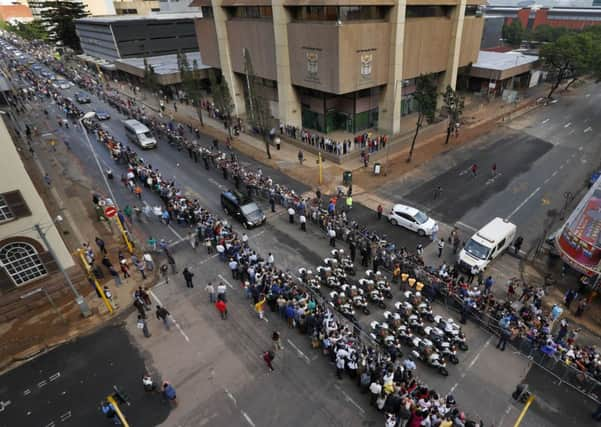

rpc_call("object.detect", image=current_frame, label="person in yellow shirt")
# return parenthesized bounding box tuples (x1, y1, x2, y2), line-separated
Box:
(255, 295, 266, 319)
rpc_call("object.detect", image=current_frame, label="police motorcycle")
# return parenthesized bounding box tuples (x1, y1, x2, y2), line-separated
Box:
(423, 325, 459, 364)
(341, 284, 370, 315)
(298, 267, 321, 295)
(359, 278, 387, 309)
(383, 311, 413, 345)
(329, 290, 356, 321)
(434, 315, 469, 351)
(410, 336, 449, 376)
(330, 249, 356, 276)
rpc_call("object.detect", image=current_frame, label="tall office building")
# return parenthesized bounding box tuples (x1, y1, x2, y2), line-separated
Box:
(192, 0, 484, 135)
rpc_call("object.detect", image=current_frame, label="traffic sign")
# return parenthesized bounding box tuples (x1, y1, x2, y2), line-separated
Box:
(104, 206, 117, 218)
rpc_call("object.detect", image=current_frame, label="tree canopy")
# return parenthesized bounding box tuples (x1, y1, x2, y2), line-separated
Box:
(502, 20, 524, 47)
(29, 0, 88, 51)
(0, 19, 48, 41)
(441, 85, 464, 145)
(407, 74, 437, 162)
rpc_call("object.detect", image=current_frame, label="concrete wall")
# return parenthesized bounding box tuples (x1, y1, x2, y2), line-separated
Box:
(226, 19, 277, 80)
(195, 18, 221, 67)
(77, 22, 121, 61)
(403, 17, 452, 79)
(114, 0, 160, 15)
(459, 16, 483, 66)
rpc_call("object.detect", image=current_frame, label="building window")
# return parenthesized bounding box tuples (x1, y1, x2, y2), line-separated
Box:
(0, 195, 14, 223)
(406, 6, 452, 18)
(465, 5, 481, 16)
(201, 6, 213, 18)
(232, 6, 272, 18)
(0, 242, 47, 286)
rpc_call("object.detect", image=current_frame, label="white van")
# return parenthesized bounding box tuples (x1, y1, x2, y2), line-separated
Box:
(458, 217, 517, 271)
(123, 119, 157, 149)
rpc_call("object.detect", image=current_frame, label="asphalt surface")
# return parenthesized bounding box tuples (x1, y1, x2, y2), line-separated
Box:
(3, 53, 599, 427)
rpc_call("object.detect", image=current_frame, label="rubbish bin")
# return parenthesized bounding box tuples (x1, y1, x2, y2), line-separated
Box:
(343, 170, 352, 186)
(373, 162, 381, 176)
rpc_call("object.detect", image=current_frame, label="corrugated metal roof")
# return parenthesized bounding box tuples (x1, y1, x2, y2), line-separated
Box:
(472, 50, 539, 71)
(115, 52, 209, 76)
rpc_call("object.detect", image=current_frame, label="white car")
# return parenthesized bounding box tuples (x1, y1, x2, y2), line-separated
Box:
(388, 203, 437, 236)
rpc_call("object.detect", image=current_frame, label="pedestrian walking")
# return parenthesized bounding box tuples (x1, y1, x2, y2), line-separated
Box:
(120, 259, 130, 279)
(377, 204, 383, 220)
(433, 186, 442, 200)
(328, 228, 336, 247)
(228, 258, 239, 280)
(267, 253, 274, 265)
(182, 267, 194, 288)
(137, 315, 151, 338)
(255, 294, 266, 319)
(155, 305, 171, 330)
(416, 244, 423, 257)
(484, 276, 494, 295)
(298, 150, 304, 165)
(217, 282, 227, 301)
(345, 195, 353, 211)
(272, 331, 283, 352)
(143, 252, 154, 271)
(437, 238, 445, 257)
(262, 350, 275, 372)
(167, 254, 177, 273)
(160, 263, 169, 283)
(205, 282, 215, 303)
(44, 173, 51, 186)
(162, 381, 177, 407)
(288, 206, 295, 223)
(136, 261, 146, 279)
(470, 163, 478, 177)
(269, 195, 276, 212)
(431, 222, 439, 242)
(216, 299, 228, 319)
(299, 214, 307, 231)
(109, 265, 122, 286)
(496, 315, 511, 351)
(95, 236, 107, 254)
(513, 236, 524, 255)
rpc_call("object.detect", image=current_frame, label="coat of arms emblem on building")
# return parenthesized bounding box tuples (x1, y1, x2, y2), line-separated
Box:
(306, 52, 319, 77)
(360, 53, 373, 78)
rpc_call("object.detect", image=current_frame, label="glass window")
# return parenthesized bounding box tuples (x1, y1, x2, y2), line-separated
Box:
(201, 7, 214, 18)
(0, 242, 48, 286)
(464, 239, 491, 260)
(406, 6, 451, 18)
(0, 195, 14, 223)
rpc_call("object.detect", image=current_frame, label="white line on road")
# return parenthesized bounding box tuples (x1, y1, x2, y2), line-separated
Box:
(506, 187, 540, 220)
(23, 389, 30, 396)
(286, 338, 311, 364)
(149, 290, 190, 343)
(199, 254, 219, 265)
(448, 383, 459, 394)
(224, 389, 237, 406)
(241, 411, 256, 427)
(559, 164, 564, 170)
(0, 400, 11, 412)
(568, 129, 575, 135)
(59, 411, 72, 422)
(467, 336, 492, 369)
(37, 380, 47, 388)
(218, 274, 234, 289)
(334, 384, 366, 415)
(564, 122, 571, 128)
(584, 126, 592, 133)
(49, 372, 60, 382)
(544, 177, 551, 184)
(251, 230, 266, 239)
(552, 171, 558, 177)
(541, 118, 550, 125)
(168, 225, 185, 242)
(455, 221, 478, 233)
(208, 178, 227, 191)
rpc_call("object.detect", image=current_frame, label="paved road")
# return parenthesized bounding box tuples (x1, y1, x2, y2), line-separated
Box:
(6, 57, 598, 426)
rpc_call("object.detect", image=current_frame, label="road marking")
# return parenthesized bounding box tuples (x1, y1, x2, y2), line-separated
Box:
(286, 338, 311, 364)
(59, 411, 71, 422)
(251, 230, 265, 238)
(0, 400, 11, 412)
(241, 411, 256, 427)
(49, 372, 60, 382)
(455, 221, 478, 233)
(167, 225, 185, 242)
(579, 145, 584, 150)
(467, 337, 492, 369)
(541, 118, 550, 125)
(218, 274, 234, 289)
(448, 383, 459, 394)
(37, 380, 47, 388)
(44, 422, 55, 427)
(543, 178, 551, 184)
(208, 178, 227, 191)
(559, 164, 564, 170)
(506, 187, 540, 220)
(564, 122, 571, 128)
(23, 389, 31, 396)
(334, 384, 366, 415)
(224, 389, 237, 405)
(584, 126, 592, 133)
(148, 290, 190, 343)
(552, 171, 558, 177)
(199, 254, 219, 265)
(568, 129, 575, 135)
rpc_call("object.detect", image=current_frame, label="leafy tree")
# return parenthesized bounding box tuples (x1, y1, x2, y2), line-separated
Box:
(209, 69, 234, 136)
(441, 85, 464, 145)
(29, 0, 88, 51)
(532, 24, 568, 43)
(243, 47, 272, 159)
(407, 74, 437, 162)
(143, 57, 159, 93)
(540, 32, 594, 98)
(0, 19, 48, 41)
(178, 51, 204, 126)
(502, 20, 524, 47)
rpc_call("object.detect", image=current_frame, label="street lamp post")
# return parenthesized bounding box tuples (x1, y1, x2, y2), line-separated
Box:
(34, 223, 91, 318)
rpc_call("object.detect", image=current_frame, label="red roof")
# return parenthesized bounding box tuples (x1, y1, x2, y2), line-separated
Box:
(0, 5, 33, 21)
(482, 46, 514, 53)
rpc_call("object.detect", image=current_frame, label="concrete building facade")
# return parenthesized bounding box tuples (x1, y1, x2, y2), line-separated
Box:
(192, 0, 485, 135)
(0, 118, 74, 294)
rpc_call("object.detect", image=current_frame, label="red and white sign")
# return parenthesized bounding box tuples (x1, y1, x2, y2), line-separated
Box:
(104, 206, 117, 218)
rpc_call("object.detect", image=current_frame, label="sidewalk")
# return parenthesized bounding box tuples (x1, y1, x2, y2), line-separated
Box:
(0, 102, 155, 372)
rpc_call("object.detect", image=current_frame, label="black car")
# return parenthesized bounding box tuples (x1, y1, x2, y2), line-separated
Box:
(96, 111, 111, 121)
(75, 93, 91, 104)
(221, 191, 266, 229)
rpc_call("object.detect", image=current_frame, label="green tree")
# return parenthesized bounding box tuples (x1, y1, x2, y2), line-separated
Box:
(408, 74, 437, 162)
(178, 51, 204, 126)
(502, 20, 524, 47)
(0, 19, 48, 41)
(541, 32, 594, 98)
(441, 85, 464, 145)
(29, 0, 89, 51)
(532, 24, 568, 43)
(243, 47, 272, 159)
(209, 69, 234, 136)
(143, 58, 159, 93)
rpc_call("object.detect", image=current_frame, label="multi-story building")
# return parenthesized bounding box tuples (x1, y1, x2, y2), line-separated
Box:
(0, 118, 75, 296)
(192, 0, 484, 135)
(113, 0, 160, 15)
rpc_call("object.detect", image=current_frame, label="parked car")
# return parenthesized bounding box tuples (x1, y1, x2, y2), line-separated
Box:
(75, 93, 91, 104)
(96, 111, 111, 121)
(221, 190, 266, 229)
(388, 203, 437, 236)
(458, 217, 517, 271)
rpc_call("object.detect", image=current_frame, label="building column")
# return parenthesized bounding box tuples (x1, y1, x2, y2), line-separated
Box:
(210, 0, 246, 117)
(378, 0, 406, 136)
(439, 0, 467, 93)
(272, 1, 301, 127)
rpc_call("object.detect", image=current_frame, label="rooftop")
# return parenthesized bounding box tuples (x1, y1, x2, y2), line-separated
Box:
(76, 11, 202, 24)
(472, 51, 538, 71)
(115, 52, 209, 76)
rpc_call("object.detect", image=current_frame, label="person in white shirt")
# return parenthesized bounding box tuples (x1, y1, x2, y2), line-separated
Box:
(328, 228, 336, 247)
(369, 381, 382, 406)
(241, 233, 249, 244)
(217, 283, 227, 301)
(288, 207, 295, 223)
(299, 214, 307, 231)
(267, 253, 275, 265)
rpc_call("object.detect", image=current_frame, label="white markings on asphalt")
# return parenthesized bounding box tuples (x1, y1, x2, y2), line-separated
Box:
(584, 126, 592, 133)
(334, 384, 366, 415)
(497, 404, 513, 427)
(251, 230, 266, 239)
(23, 389, 31, 396)
(543, 177, 551, 184)
(208, 178, 227, 191)
(568, 129, 575, 135)
(559, 164, 564, 170)
(218, 274, 234, 289)
(49, 372, 61, 382)
(37, 380, 48, 389)
(224, 389, 237, 405)
(168, 225, 185, 242)
(586, 93, 591, 97)
(467, 336, 492, 370)
(579, 145, 584, 151)
(148, 290, 190, 343)
(44, 422, 55, 427)
(286, 338, 311, 364)
(571, 153, 576, 158)
(0, 400, 11, 412)
(241, 411, 256, 427)
(199, 254, 219, 265)
(448, 383, 459, 394)
(564, 122, 571, 128)
(455, 221, 478, 233)
(506, 187, 540, 220)
(541, 118, 550, 125)
(59, 411, 72, 422)
(552, 171, 558, 177)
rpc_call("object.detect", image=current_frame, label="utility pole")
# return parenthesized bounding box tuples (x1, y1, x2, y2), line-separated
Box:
(34, 224, 91, 318)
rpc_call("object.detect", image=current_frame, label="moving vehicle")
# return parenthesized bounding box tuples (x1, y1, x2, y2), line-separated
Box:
(388, 203, 437, 236)
(220, 190, 265, 229)
(56, 79, 72, 89)
(458, 217, 516, 271)
(75, 93, 91, 104)
(96, 111, 111, 121)
(123, 119, 157, 149)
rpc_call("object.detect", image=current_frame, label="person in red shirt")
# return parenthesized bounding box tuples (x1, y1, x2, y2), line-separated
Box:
(215, 299, 227, 320)
(262, 351, 275, 372)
